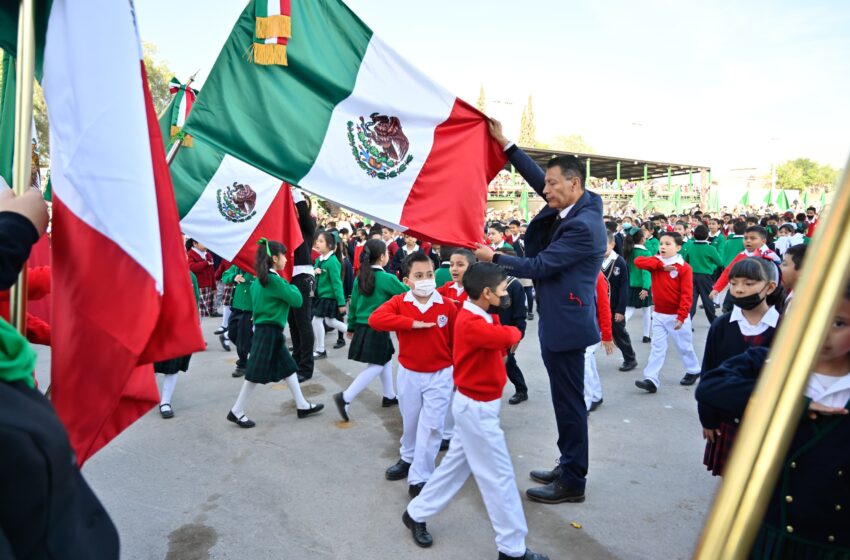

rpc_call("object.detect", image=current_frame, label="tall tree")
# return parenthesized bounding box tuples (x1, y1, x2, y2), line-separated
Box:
(476, 84, 486, 113)
(536, 133, 595, 154)
(518, 95, 536, 147)
(143, 41, 176, 116)
(776, 158, 838, 191)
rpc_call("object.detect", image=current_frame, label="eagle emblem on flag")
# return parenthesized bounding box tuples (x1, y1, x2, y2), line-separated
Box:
(347, 113, 414, 179)
(216, 182, 258, 223)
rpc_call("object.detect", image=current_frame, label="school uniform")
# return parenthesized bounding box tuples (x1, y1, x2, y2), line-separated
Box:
(634, 255, 701, 388)
(721, 234, 745, 266)
(153, 271, 200, 376)
(713, 246, 781, 313)
(584, 273, 613, 410)
(697, 347, 850, 557)
(223, 266, 256, 372)
(312, 253, 346, 321)
(245, 271, 303, 384)
(602, 251, 635, 366)
(369, 290, 457, 485)
(680, 237, 694, 259)
(684, 241, 724, 324)
(645, 236, 660, 256)
(347, 267, 408, 364)
(699, 307, 778, 475)
(435, 264, 452, 288)
(627, 245, 653, 309)
(709, 232, 726, 257)
(216, 259, 234, 308)
(187, 247, 215, 317)
(498, 277, 528, 396)
(390, 244, 420, 278)
(437, 281, 468, 303)
(407, 302, 529, 558)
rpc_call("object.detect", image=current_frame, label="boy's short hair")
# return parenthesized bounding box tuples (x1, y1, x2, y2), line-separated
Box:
(779, 224, 796, 235)
(339, 227, 350, 235)
(733, 221, 747, 235)
(488, 222, 506, 234)
(785, 244, 807, 270)
(745, 225, 768, 239)
(605, 221, 618, 233)
(402, 250, 433, 278)
(463, 262, 506, 300)
(693, 224, 709, 241)
(796, 213, 807, 222)
(451, 248, 476, 267)
(508, 219, 521, 227)
(660, 231, 684, 246)
(439, 245, 457, 262)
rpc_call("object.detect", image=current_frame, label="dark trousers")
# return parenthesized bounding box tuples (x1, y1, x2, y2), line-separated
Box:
(227, 308, 253, 369)
(287, 273, 315, 378)
(690, 273, 717, 324)
(611, 316, 636, 363)
(524, 286, 534, 314)
(506, 352, 527, 394)
(541, 346, 587, 490)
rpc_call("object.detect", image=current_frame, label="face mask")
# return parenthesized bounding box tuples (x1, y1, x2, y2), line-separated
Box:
(412, 279, 436, 298)
(730, 291, 766, 311)
(488, 293, 512, 314)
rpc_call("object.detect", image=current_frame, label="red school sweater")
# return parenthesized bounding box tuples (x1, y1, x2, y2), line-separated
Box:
(712, 246, 781, 292)
(452, 305, 522, 402)
(437, 282, 468, 304)
(187, 249, 215, 289)
(368, 294, 458, 372)
(595, 272, 613, 342)
(634, 256, 693, 322)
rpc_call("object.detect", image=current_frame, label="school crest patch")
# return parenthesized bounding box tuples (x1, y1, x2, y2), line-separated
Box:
(437, 314, 449, 328)
(613, 266, 621, 277)
(217, 182, 258, 223)
(347, 113, 414, 179)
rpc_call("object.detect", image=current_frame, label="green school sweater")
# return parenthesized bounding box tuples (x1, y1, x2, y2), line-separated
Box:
(681, 238, 694, 259)
(250, 272, 303, 327)
(645, 237, 660, 255)
(710, 233, 726, 255)
(435, 266, 452, 288)
(348, 269, 408, 330)
(722, 235, 745, 266)
(314, 254, 345, 306)
(222, 265, 255, 311)
(628, 247, 652, 290)
(685, 241, 724, 274)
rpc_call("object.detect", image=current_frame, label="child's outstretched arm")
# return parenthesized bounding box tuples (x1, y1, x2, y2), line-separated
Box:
(696, 347, 767, 420)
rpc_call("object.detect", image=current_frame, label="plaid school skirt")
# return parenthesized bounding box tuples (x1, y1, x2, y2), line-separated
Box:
(198, 286, 215, 317)
(222, 283, 234, 307)
(154, 355, 192, 375)
(245, 324, 298, 384)
(703, 421, 738, 476)
(627, 286, 652, 308)
(312, 297, 344, 321)
(348, 323, 394, 365)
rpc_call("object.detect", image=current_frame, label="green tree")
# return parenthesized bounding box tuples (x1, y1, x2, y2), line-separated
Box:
(537, 133, 594, 154)
(143, 41, 176, 116)
(518, 95, 535, 147)
(476, 84, 486, 113)
(776, 158, 839, 191)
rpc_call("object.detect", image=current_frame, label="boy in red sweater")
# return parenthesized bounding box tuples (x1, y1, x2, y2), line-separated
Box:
(369, 252, 458, 498)
(634, 232, 701, 393)
(436, 248, 475, 303)
(403, 263, 548, 560)
(584, 272, 615, 412)
(709, 225, 781, 313)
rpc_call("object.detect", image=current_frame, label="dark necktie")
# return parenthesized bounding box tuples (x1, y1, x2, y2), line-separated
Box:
(542, 214, 561, 249)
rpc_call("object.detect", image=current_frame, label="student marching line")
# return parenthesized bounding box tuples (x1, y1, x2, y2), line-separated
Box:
(311, 231, 348, 359)
(227, 239, 323, 428)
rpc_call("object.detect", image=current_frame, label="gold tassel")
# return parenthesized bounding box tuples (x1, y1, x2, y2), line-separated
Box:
(182, 134, 193, 148)
(170, 125, 180, 138)
(252, 43, 288, 66)
(255, 15, 291, 39)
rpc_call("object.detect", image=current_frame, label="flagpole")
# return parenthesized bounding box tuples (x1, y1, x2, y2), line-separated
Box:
(9, 0, 36, 334)
(694, 151, 850, 558)
(157, 70, 199, 121)
(163, 71, 199, 165)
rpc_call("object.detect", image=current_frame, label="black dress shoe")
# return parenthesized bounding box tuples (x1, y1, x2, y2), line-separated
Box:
(635, 379, 657, 393)
(618, 361, 638, 372)
(440, 438, 450, 451)
(219, 334, 231, 352)
(213, 326, 227, 335)
(526, 479, 585, 504)
(408, 482, 425, 498)
(382, 396, 399, 408)
(312, 351, 327, 360)
(508, 392, 528, 405)
(642, 336, 651, 343)
(498, 549, 550, 560)
(159, 404, 174, 419)
(402, 510, 433, 548)
(526, 312, 534, 321)
(333, 392, 350, 422)
(386, 458, 411, 481)
(589, 399, 603, 412)
(529, 464, 562, 484)
(226, 411, 255, 428)
(333, 338, 346, 349)
(232, 367, 245, 378)
(680, 373, 699, 386)
(296, 403, 324, 419)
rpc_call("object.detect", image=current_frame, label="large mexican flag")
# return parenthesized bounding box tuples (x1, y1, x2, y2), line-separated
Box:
(183, 0, 505, 247)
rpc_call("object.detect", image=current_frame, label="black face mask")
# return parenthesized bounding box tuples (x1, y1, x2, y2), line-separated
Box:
(487, 294, 512, 314)
(729, 291, 766, 311)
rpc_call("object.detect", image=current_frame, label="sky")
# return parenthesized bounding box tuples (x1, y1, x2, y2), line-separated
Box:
(135, 0, 850, 178)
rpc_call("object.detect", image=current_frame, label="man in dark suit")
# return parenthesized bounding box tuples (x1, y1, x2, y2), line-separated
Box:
(288, 188, 317, 382)
(475, 120, 607, 504)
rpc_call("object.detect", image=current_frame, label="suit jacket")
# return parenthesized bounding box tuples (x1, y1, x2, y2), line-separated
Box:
(496, 146, 607, 352)
(603, 254, 629, 315)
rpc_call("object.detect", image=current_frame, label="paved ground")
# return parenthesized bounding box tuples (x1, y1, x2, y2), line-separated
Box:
(34, 308, 721, 560)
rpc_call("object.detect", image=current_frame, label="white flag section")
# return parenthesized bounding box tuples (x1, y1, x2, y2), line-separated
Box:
(180, 154, 284, 261)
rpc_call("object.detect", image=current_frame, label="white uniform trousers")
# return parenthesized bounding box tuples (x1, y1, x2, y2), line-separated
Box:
(583, 343, 602, 410)
(407, 391, 528, 557)
(397, 365, 454, 485)
(641, 312, 701, 388)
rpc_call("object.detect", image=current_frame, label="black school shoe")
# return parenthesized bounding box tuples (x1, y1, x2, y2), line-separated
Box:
(526, 312, 534, 321)
(529, 464, 562, 484)
(382, 396, 399, 408)
(440, 439, 450, 451)
(408, 482, 425, 498)
(635, 379, 658, 393)
(296, 403, 324, 419)
(508, 392, 528, 405)
(159, 404, 174, 419)
(642, 336, 651, 343)
(226, 411, 255, 428)
(498, 549, 550, 560)
(219, 334, 231, 352)
(402, 511, 433, 548)
(680, 373, 699, 386)
(214, 326, 227, 335)
(619, 361, 638, 372)
(386, 459, 411, 481)
(333, 392, 350, 422)
(232, 367, 245, 378)
(589, 399, 603, 412)
(526, 480, 585, 504)
(333, 338, 346, 349)
(312, 351, 327, 360)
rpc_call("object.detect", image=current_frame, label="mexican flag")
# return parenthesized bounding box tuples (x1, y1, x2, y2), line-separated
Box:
(1, 0, 205, 464)
(183, 0, 505, 247)
(159, 76, 197, 149)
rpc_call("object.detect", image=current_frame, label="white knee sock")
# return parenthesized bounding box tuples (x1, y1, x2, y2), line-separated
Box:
(221, 306, 232, 331)
(285, 375, 311, 409)
(625, 306, 635, 322)
(324, 317, 347, 333)
(343, 363, 384, 403)
(231, 380, 257, 418)
(312, 317, 326, 353)
(643, 307, 653, 337)
(160, 374, 178, 405)
(379, 361, 395, 399)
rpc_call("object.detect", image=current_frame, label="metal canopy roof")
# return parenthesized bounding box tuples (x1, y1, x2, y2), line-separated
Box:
(517, 146, 710, 182)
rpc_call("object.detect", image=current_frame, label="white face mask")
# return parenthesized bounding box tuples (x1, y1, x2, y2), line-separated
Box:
(412, 279, 436, 298)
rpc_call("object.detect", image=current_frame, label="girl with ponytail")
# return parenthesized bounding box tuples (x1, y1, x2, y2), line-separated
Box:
(333, 239, 408, 421)
(227, 239, 324, 428)
(624, 228, 654, 342)
(311, 231, 349, 359)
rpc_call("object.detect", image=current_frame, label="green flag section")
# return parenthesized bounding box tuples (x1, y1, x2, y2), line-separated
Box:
(763, 187, 774, 206)
(630, 185, 646, 212)
(182, 0, 505, 247)
(519, 185, 529, 221)
(671, 186, 683, 213)
(775, 189, 790, 211)
(0, 1, 52, 81)
(158, 77, 197, 150)
(739, 190, 751, 206)
(0, 50, 14, 188)
(709, 188, 720, 213)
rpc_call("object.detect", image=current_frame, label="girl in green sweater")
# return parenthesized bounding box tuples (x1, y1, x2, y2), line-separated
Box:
(623, 229, 654, 343)
(227, 240, 323, 429)
(312, 231, 348, 359)
(334, 239, 408, 421)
